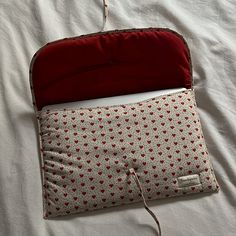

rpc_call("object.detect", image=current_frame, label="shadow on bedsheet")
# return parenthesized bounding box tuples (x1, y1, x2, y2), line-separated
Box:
(18, 111, 45, 183)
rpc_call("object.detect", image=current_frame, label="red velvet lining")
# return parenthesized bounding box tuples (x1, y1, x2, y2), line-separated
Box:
(30, 28, 192, 110)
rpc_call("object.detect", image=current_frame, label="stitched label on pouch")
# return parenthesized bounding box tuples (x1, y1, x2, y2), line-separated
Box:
(177, 174, 200, 188)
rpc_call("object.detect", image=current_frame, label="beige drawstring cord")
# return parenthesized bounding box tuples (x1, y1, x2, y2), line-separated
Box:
(129, 168, 162, 236)
(102, 0, 109, 31)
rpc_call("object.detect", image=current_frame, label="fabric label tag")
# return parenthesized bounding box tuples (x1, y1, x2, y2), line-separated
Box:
(177, 174, 200, 188)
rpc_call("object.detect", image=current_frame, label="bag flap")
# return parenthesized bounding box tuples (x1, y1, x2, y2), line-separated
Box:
(30, 28, 192, 110)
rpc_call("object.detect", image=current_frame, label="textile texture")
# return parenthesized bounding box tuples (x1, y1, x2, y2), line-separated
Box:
(39, 89, 219, 218)
(1, 1, 236, 235)
(30, 28, 192, 110)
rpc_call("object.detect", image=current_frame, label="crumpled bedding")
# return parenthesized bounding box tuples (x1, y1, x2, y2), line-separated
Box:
(0, 1, 235, 236)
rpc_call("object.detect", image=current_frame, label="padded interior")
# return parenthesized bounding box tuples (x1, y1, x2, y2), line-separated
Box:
(30, 28, 192, 110)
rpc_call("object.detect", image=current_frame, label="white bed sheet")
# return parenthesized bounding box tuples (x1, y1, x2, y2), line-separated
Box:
(0, 1, 236, 236)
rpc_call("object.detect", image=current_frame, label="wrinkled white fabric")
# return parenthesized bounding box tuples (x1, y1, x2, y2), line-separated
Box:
(0, 1, 235, 236)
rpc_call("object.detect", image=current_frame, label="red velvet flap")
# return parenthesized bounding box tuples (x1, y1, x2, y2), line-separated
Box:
(30, 28, 192, 110)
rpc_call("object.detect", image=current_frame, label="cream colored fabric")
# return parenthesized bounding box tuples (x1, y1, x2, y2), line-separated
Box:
(39, 89, 219, 218)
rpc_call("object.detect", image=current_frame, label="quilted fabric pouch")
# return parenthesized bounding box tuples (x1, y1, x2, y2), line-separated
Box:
(30, 28, 219, 235)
